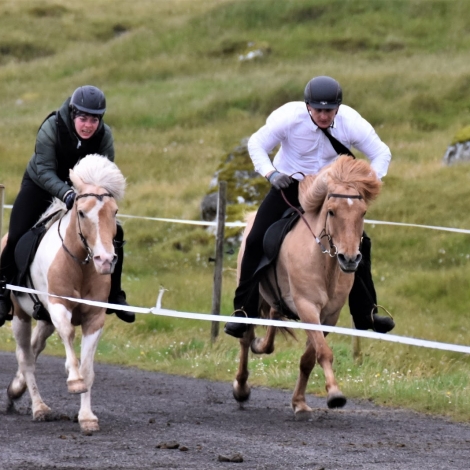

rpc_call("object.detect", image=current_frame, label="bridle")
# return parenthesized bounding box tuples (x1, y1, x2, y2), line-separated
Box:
(281, 189, 363, 257)
(58, 192, 114, 265)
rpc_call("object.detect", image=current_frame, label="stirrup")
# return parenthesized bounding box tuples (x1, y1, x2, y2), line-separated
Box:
(230, 308, 248, 319)
(372, 304, 394, 321)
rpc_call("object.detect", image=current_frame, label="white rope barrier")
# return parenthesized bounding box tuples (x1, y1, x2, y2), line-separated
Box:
(4, 204, 470, 232)
(3, 205, 470, 355)
(7, 284, 470, 355)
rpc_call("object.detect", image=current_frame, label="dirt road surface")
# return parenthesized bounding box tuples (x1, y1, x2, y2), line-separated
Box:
(1, 351, 469, 470)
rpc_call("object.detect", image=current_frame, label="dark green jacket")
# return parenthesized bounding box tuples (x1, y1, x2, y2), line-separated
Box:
(26, 97, 115, 200)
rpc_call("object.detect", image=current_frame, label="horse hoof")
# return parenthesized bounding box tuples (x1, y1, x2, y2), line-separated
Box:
(232, 380, 251, 403)
(327, 392, 347, 409)
(7, 378, 27, 400)
(33, 405, 52, 421)
(80, 419, 100, 434)
(294, 409, 313, 421)
(67, 379, 88, 394)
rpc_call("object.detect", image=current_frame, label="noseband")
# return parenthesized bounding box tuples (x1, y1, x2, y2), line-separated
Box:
(281, 190, 362, 257)
(58, 192, 114, 265)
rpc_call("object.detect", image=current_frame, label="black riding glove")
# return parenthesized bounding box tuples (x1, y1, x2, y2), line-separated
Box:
(63, 190, 76, 210)
(267, 171, 292, 190)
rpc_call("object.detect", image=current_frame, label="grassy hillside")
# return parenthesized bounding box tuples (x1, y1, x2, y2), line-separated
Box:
(1, 0, 470, 420)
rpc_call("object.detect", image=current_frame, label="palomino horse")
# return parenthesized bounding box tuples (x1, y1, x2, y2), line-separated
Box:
(5, 154, 126, 433)
(233, 156, 382, 420)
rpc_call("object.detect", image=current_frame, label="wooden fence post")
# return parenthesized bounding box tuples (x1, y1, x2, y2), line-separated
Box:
(352, 318, 361, 360)
(0, 184, 4, 246)
(210, 181, 227, 342)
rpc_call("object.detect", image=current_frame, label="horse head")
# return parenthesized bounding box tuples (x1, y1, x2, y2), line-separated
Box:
(68, 154, 126, 275)
(300, 155, 382, 273)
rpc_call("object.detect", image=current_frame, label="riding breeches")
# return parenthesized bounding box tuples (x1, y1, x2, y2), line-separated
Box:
(233, 181, 300, 318)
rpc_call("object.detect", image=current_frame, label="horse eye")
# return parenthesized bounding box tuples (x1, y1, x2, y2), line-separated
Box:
(78, 210, 85, 218)
(328, 210, 334, 216)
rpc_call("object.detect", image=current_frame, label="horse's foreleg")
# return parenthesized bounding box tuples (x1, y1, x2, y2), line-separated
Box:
(77, 327, 103, 433)
(8, 314, 52, 420)
(291, 339, 316, 420)
(309, 330, 346, 409)
(233, 325, 255, 404)
(49, 302, 87, 394)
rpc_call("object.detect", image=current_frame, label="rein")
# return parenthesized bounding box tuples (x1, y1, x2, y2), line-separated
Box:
(280, 187, 362, 257)
(58, 192, 114, 265)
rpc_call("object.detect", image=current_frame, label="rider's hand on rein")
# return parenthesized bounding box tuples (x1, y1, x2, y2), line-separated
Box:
(267, 171, 292, 190)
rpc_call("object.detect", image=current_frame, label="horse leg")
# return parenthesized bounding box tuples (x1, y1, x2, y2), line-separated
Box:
(77, 327, 103, 433)
(250, 307, 278, 354)
(291, 339, 316, 420)
(8, 314, 52, 421)
(49, 302, 88, 394)
(232, 325, 255, 403)
(309, 330, 347, 409)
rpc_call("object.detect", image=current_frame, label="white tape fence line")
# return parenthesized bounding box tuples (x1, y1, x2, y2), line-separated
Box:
(4, 204, 470, 232)
(6, 284, 470, 355)
(3, 204, 470, 355)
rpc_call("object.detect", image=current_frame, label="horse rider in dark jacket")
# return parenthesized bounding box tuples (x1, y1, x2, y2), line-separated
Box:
(0, 85, 135, 326)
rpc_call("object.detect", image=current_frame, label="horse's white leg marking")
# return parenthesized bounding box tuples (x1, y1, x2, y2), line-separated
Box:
(77, 329, 102, 432)
(48, 302, 87, 394)
(9, 315, 51, 420)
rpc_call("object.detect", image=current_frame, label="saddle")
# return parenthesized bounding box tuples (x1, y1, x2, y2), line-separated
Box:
(254, 207, 301, 277)
(252, 207, 302, 320)
(13, 212, 60, 323)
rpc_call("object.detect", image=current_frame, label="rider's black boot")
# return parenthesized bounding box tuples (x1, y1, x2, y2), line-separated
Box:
(224, 279, 260, 339)
(0, 277, 13, 327)
(224, 310, 250, 339)
(348, 234, 395, 334)
(105, 224, 135, 324)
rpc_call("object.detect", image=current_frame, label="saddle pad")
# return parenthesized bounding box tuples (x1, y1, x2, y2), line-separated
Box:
(253, 207, 301, 277)
(14, 224, 48, 288)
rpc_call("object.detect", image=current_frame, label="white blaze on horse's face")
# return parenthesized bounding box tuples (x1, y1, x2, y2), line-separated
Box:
(326, 191, 366, 273)
(75, 191, 118, 275)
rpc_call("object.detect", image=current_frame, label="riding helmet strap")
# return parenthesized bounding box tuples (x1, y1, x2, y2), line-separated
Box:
(320, 127, 355, 158)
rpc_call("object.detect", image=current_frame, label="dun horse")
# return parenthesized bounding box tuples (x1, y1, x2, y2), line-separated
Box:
(4, 154, 126, 433)
(232, 156, 381, 420)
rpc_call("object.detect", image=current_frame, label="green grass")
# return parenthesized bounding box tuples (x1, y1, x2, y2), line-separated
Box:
(2, 0, 470, 422)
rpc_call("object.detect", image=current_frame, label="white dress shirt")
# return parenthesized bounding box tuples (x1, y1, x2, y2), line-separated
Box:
(247, 102, 391, 180)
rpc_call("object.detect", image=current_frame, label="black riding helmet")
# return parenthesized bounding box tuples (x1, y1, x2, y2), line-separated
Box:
(70, 85, 106, 116)
(304, 76, 342, 109)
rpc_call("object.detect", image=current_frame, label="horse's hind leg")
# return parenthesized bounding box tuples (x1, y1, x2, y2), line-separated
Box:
(8, 314, 52, 420)
(233, 325, 255, 404)
(250, 307, 279, 355)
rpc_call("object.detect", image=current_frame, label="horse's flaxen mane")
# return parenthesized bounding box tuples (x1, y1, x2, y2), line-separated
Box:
(36, 199, 67, 229)
(299, 155, 382, 213)
(72, 154, 126, 200)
